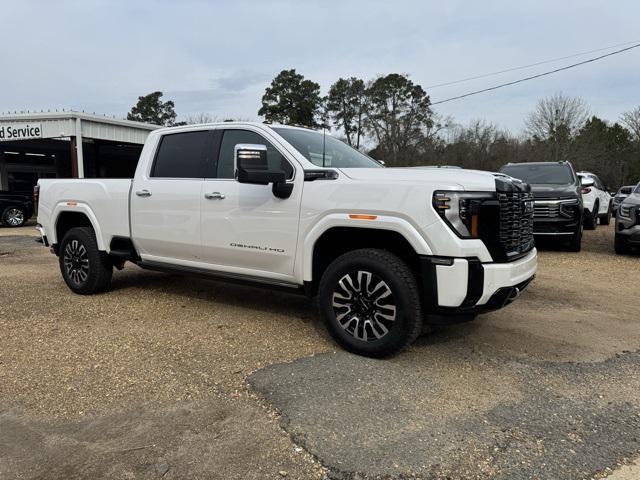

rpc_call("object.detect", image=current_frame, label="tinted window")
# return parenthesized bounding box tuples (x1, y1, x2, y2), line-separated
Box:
(618, 187, 632, 195)
(152, 131, 211, 178)
(273, 127, 382, 168)
(500, 164, 574, 185)
(217, 129, 293, 179)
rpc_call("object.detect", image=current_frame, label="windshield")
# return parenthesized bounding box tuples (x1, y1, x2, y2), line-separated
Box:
(635, 184, 640, 194)
(500, 164, 574, 185)
(272, 127, 382, 169)
(618, 187, 633, 195)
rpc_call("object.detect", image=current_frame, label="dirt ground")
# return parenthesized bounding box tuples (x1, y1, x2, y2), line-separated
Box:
(0, 222, 638, 479)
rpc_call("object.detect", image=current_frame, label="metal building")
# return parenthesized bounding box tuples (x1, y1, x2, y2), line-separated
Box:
(0, 111, 159, 192)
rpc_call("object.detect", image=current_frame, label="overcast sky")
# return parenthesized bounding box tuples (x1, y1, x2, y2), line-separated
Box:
(1, 0, 638, 134)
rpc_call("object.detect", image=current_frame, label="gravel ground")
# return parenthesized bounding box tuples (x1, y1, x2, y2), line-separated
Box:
(0, 223, 639, 479)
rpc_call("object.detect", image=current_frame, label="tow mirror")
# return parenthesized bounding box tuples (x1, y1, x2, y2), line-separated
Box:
(234, 144, 293, 199)
(580, 177, 595, 188)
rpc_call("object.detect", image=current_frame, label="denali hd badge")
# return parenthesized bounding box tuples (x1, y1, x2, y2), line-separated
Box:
(230, 242, 285, 253)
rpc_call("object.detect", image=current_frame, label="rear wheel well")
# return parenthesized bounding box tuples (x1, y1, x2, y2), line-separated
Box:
(56, 212, 94, 249)
(309, 227, 421, 296)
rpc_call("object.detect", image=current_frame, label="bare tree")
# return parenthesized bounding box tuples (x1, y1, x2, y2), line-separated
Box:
(525, 93, 589, 161)
(525, 93, 589, 139)
(621, 106, 640, 142)
(183, 112, 217, 125)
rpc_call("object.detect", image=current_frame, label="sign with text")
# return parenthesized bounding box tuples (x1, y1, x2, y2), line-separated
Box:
(0, 122, 43, 141)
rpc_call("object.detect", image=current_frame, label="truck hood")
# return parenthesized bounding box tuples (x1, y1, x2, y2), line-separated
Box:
(338, 167, 498, 191)
(527, 184, 580, 200)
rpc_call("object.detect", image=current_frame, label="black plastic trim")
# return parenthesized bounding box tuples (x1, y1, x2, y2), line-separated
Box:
(139, 259, 305, 294)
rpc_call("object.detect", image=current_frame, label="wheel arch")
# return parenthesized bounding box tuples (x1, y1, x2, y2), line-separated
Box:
(304, 225, 426, 296)
(53, 206, 106, 252)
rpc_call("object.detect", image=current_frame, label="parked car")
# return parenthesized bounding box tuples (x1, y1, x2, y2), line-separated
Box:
(499, 161, 583, 251)
(0, 191, 34, 227)
(577, 171, 612, 229)
(614, 182, 640, 254)
(612, 185, 635, 216)
(35, 122, 537, 357)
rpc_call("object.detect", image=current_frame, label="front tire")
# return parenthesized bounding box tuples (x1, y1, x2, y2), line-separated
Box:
(317, 248, 422, 358)
(1, 206, 27, 227)
(614, 234, 631, 255)
(567, 224, 582, 252)
(59, 227, 113, 294)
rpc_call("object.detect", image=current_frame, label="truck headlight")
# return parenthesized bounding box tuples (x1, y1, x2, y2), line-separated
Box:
(433, 191, 494, 238)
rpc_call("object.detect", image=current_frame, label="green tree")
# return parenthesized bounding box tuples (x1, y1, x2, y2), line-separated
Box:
(572, 116, 635, 188)
(127, 91, 177, 126)
(258, 69, 323, 128)
(327, 77, 366, 148)
(364, 74, 434, 166)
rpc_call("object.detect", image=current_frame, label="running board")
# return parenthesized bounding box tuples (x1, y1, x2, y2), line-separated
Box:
(138, 259, 304, 293)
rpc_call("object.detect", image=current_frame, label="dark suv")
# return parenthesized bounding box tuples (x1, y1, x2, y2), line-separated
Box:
(615, 182, 640, 254)
(499, 161, 583, 251)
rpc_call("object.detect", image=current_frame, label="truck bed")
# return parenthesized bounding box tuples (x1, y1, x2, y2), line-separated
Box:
(37, 179, 132, 251)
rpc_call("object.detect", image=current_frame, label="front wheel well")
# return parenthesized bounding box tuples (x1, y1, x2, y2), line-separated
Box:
(308, 227, 421, 296)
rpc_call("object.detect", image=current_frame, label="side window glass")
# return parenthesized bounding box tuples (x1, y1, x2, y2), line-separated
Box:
(151, 131, 210, 178)
(217, 129, 294, 179)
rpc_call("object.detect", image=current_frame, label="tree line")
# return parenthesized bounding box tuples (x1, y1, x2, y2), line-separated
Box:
(127, 71, 640, 189)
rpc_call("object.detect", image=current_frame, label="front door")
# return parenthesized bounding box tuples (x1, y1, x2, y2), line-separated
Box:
(131, 130, 213, 263)
(200, 128, 302, 281)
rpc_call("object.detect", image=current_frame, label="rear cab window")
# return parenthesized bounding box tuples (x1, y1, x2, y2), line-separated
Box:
(151, 130, 212, 178)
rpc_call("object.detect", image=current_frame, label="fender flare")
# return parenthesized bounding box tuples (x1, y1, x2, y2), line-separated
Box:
(300, 213, 433, 282)
(51, 202, 107, 251)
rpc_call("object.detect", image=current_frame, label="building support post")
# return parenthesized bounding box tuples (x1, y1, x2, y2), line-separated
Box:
(75, 117, 84, 178)
(70, 137, 78, 178)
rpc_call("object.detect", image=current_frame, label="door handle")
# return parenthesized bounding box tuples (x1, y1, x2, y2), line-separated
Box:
(135, 189, 152, 197)
(204, 192, 226, 200)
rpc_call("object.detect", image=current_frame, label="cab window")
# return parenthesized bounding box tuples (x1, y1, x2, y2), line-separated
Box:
(216, 130, 294, 179)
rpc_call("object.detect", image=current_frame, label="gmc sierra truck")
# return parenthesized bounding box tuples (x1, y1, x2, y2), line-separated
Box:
(36, 122, 537, 357)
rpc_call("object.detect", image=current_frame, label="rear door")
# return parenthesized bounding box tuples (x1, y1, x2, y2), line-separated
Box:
(131, 130, 213, 263)
(199, 127, 302, 281)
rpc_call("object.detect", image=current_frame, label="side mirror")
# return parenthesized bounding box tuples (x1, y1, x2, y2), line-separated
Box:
(234, 144, 293, 199)
(580, 177, 595, 188)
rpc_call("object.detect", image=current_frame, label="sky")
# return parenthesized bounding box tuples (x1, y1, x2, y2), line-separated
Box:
(0, 0, 638, 134)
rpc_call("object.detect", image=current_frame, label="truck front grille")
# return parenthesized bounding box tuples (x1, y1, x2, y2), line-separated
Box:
(497, 192, 535, 259)
(533, 202, 560, 218)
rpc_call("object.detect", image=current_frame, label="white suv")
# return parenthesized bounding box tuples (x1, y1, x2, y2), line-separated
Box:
(577, 172, 612, 229)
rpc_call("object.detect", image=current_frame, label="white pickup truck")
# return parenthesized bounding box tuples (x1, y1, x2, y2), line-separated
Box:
(36, 122, 537, 357)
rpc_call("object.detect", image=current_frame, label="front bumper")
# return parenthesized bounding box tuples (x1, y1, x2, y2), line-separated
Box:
(420, 248, 537, 317)
(616, 221, 640, 243)
(533, 217, 580, 236)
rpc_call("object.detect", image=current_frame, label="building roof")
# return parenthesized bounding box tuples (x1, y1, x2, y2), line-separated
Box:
(0, 110, 159, 145)
(0, 110, 159, 130)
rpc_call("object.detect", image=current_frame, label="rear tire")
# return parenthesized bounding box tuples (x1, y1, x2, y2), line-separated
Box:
(59, 227, 113, 294)
(584, 203, 598, 230)
(1, 206, 27, 227)
(614, 234, 631, 255)
(600, 203, 612, 225)
(317, 248, 422, 358)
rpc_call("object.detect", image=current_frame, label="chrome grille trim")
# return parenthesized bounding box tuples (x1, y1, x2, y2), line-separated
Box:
(497, 192, 535, 256)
